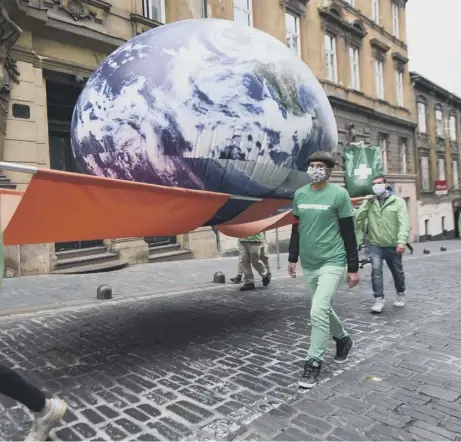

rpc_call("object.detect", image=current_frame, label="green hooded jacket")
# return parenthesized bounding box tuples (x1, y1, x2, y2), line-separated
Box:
(238, 232, 265, 243)
(356, 194, 410, 247)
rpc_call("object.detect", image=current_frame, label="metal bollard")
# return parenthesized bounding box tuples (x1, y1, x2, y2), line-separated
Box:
(97, 284, 112, 300)
(213, 271, 225, 284)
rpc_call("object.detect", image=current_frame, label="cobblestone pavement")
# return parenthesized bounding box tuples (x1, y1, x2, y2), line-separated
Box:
(0, 241, 461, 441)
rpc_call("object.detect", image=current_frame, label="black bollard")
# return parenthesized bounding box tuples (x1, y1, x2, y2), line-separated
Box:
(213, 272, 225, 284)
(440, 247, 447, 251)
(97, 284, 113, 300)
(423, 249, 430, 254)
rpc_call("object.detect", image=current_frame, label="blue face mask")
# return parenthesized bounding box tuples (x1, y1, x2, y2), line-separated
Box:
(372, 183, 387, 196)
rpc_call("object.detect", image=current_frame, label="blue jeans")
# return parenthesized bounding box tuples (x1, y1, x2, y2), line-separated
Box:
(369, 245, 405, 298)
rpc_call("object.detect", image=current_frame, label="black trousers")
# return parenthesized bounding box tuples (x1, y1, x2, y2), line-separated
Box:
(0, 365, 46, 412)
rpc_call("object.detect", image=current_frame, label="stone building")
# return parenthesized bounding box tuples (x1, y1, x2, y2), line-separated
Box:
(410, 72, 461, 241)
(1, 0, 417, 276)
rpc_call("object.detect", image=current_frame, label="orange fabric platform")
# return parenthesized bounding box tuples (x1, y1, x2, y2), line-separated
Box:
(222, 198, 291, 225)
(1, 169, 230, 246)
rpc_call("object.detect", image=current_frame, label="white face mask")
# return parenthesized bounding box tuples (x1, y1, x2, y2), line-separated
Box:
(307, 167, 327, 183)
(372, 183, 387, 196)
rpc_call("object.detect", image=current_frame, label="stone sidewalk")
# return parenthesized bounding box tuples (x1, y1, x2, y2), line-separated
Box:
(1, 239, 460, 315)
(0, 240, 460, 440)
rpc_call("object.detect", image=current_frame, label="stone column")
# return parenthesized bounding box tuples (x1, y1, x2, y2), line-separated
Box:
(252, 0, 285, 42)
(166, 0, 203, 22)
(207, 0, 233, 20)
(106, 238, 149, 264)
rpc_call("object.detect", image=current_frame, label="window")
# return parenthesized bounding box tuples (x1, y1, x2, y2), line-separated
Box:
(396, 70, 404, 107)
(400, 140, 407, 174)
(379, 135, 388, 173)
(324, 34, 338, 83)
(421, 156, 430, 190)
(453, 160, 459, 189)
(436, 108, 444, 137)
(438, 158, 446, 181)
(233, 0, 253, 26)
(201, 0, 207, 17)
(286, 12, 301, 56)
(345, 0, 355, 6)
(143, 0, 165, 22)
(371, 0, 379, 23)
(392, 3, 399, 38)
(349, 47, 360, 90)
(375, 59, 384, 100)
(450, 115, 457, 141)
(417, 102, 427, 133)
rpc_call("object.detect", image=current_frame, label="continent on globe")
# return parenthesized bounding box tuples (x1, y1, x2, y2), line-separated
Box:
(71, 18, 338, 224)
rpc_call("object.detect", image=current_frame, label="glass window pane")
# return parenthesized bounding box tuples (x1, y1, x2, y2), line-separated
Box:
(234, 7, 250, 25)
(234, 0, 249, 9)
(285, 13, 296, 32)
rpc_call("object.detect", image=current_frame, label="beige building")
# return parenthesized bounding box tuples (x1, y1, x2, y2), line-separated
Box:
(1, 0, 416, 276)
(410, 72, 461, 241)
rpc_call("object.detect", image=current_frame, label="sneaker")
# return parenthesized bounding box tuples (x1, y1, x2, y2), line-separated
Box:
(333, 336, 353, 364)
(25, 398, 67, 441)
(230, 275, 242, 284)
(394, 293, 405, 307)
(371, 297, 385, 314)
(262, 272, 271, 287)
(240, 281, 255, 291)
(298, 358, 322, 389)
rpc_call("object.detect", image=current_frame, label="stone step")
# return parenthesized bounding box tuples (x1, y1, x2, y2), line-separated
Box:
(55, 251, 120, 271)
(51, 259, 129, 275)
(148, 243, 181, 256)
(55, 246, 107, 260)
(148, 249, 193, 263)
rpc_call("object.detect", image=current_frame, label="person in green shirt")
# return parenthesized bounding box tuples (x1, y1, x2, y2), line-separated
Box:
(238, 232, 271, 291)
(288, 151, 359, 389)
(355, 175, 410, 314)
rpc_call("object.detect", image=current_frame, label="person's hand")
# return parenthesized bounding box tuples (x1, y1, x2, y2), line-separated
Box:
(288, 262, 297, 278)
(396, 243, 406, 254)
(347, 272, 359, 288)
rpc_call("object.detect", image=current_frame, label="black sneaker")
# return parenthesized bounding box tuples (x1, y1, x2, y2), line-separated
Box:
(298, 358, 322, 389)
(262, 272, 271, 287)
(230, 275, 242, 284)
(240, 281, 255, 291)
(333, 336, 353, 364)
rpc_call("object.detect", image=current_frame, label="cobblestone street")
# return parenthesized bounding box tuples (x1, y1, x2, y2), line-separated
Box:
(1, 241, 461, 441)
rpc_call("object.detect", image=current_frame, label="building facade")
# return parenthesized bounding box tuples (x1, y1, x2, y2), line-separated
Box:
(1, 0, 416, 276)
(410, 72, 461, 241)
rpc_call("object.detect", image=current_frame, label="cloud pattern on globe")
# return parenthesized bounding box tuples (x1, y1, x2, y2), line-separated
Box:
(71, 18, 337, 214)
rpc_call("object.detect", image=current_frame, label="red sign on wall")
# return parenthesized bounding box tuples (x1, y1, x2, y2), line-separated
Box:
(435, 180, 448, 195)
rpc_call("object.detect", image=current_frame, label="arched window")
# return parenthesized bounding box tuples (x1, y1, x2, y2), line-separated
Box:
(435, 104, 444, 138)
(416, 96, 427, 133)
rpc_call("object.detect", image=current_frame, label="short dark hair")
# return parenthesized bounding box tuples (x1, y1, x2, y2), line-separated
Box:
(373, 175, 387, 183)
(308, 151, 336, 169)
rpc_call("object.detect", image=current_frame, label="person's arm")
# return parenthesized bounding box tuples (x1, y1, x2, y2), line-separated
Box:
(337, 191, 359, 273)
(397, 200, 411, 245)
(288, 222, 299, 263)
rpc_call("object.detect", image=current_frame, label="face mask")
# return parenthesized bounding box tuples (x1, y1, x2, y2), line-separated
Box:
(372, 183, 387, 196)
(307, 167, 327, 183)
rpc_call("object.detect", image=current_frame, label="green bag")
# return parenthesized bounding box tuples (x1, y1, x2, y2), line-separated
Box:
(344, 144, 384, 197)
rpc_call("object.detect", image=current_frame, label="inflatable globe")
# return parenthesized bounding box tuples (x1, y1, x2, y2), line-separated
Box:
(71, 18, 338, 224)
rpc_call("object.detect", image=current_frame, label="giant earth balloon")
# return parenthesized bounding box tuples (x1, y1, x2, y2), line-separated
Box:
(71, 18, 338, 224)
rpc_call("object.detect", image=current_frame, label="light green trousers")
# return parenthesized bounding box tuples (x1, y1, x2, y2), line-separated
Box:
(303, 265, 348, 361)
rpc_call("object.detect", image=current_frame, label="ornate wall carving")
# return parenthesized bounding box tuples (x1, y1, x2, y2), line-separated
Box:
(43, 0, 111, 24)
(0, 3, 22, 153)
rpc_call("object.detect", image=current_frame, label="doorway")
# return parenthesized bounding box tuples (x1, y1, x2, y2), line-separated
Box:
(46, 74, 104, 253)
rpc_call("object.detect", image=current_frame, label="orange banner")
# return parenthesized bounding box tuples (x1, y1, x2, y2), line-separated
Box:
(222, 198, 291, 225)
(2, 169, 230, 246)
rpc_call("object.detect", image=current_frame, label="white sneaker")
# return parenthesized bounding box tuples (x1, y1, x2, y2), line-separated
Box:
(371, 297, 385, 313)
(394, 293, 405, 307)
(25, 398, 67, 441)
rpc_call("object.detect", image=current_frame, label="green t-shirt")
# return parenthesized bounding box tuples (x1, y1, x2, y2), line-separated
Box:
(292, 183, 353, 270)
(239, 233, 264, 243)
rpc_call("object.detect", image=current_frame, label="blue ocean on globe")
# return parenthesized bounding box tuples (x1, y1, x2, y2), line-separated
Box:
(71, 18, 338, 224)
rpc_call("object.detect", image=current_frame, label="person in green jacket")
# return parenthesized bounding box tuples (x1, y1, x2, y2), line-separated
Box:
(238, 232, 271, 291)
(356, 175, 410, 314)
